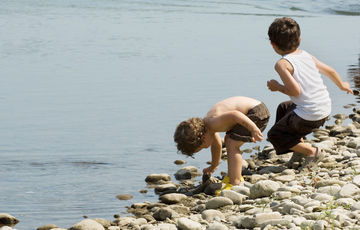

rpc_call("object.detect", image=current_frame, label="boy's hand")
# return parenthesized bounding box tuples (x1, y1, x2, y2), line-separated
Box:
(340, 82, 353, 94)
(203, 165, 217, 175)
(251, 128, 263, 142)
(267, 79, 281, 92)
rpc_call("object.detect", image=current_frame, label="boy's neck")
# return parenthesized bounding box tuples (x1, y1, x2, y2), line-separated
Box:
(281, 48, 300, 56)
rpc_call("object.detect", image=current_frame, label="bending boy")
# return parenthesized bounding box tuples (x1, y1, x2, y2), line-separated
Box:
(266, 17, 353, 167)
(174, 96, 270, 185)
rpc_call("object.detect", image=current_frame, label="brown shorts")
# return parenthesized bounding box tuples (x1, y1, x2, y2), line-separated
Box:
(226, 102, 270, 142)
(267, 101, 327, 155)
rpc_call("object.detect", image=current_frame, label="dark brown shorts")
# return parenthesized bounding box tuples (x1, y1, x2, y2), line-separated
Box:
(267, 101, 327, 155)
(226, 102, 270, 142)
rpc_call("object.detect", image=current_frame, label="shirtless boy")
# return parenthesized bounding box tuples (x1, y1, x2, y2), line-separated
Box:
(174, 96, 270, 185)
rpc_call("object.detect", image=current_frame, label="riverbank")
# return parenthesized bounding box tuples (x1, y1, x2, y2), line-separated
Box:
(3, 101, 360, 229)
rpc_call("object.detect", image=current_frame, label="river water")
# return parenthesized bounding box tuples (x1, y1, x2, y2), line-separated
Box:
(0, 0, 359, 229)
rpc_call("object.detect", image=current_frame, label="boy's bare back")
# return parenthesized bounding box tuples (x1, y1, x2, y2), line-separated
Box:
(206, 96, 261, 118)
(204, 96, 262, 133)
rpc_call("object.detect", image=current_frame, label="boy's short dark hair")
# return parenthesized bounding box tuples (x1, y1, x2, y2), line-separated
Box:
(174, 117, 206, 156)
(268, 17, 301, 53)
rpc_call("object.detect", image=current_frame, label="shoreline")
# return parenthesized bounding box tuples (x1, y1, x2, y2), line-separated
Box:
(3, 101, 360, 229)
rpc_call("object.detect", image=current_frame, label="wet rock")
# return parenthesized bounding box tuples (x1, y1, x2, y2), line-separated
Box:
(250, 180, 280, 198)
(205, 197, 233, 209)
(116, 194, 133, 200)
(0, 213, 19, 227)
(69, 219, 105, 230)
(145, 174, 171, 184)
(154, 183, 177, 194)
(175, 166, 200, 180)
(174, 160, 186, 165)
(37, 224, 59, 230)
(177, 217, 202, 230)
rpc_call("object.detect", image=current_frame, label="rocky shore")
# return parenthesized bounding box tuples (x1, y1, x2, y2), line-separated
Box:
(4, 103, 360, 230)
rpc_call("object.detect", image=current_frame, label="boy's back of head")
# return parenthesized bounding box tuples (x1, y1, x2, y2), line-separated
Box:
(268, 17, 301, 53)
(174, 117, 206, 156)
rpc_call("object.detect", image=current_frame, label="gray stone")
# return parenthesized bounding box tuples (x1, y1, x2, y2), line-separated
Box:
(177, 217, 202, 230)
(0, 213, 19, 227)
(250, 180, 280, 198)
(160, 193, 187, 204)
(231, 185, 250, 196)
(316, 185, 341, 196)
(260, 219, 290, 229)
(93, 218, 112, 228)
(273, 175, 295, 183)
(253, 212, 282, 226)
(206, 197, 233, 209)
(201, 209, 225, 222)
(337, 183, 360, 198)
(221, 190, 246, 204)
(69, 219, 105, 230)
(311, 193, 334, 202)
(258, 166, 286, 174)
(351, 201, 360, 211)
(353, 175, 360, 187)
(315, 179, 345, 188)
(335, 198, 356, 207)
(313, 220, 326, 230)
(157, 223, 177, 230)
(272, 191, 292, 200)
(153, 207, 175, 221)
(206, 222, 228, 230)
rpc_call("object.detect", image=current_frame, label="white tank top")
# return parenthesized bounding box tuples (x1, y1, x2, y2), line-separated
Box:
(282, 50, 331, 121)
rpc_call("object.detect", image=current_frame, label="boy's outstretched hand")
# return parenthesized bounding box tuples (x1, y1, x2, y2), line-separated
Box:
(267, 79, 281, 92)
(340, 82, 353, 94)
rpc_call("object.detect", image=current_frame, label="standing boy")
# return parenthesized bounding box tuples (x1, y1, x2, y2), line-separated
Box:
(266, 17, 353, 167)
(174, 96, 270, 185)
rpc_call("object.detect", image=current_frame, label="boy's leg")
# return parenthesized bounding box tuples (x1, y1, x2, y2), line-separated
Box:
(224, 134, 244, 185)
(290, 142, 316, 157)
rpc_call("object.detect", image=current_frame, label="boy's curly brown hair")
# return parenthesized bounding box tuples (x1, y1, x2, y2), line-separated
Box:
(174, 117, 206, 156)
(268, 17, 301, 53)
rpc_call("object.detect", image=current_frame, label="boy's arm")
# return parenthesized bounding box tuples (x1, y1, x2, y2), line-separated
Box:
(203, 132, 222, 175)
(206, 111, 263, 142)
(311, 56, 353, 94)
(267, 59, 301, 96)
